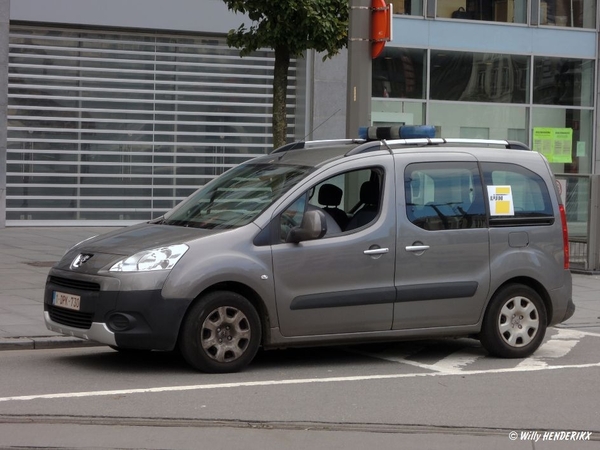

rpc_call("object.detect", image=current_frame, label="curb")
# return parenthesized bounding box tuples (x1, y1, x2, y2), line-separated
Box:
(0, 336, 105, 351)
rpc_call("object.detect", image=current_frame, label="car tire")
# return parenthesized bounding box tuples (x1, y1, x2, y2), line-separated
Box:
(479, 284, 547, 358)
(179, 291, 261, 373)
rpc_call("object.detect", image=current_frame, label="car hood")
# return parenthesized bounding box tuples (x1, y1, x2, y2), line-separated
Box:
(75, 222, 228, 256)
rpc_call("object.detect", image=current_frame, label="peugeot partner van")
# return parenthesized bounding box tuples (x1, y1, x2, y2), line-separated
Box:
(44, 126, 575, 373)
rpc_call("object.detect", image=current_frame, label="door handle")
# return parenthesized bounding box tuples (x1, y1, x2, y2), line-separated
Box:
(405, 245, 430, 253)
(363, 248, 389, 255)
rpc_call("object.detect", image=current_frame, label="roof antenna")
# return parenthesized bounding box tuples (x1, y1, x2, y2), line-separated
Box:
(271, 108, 342, 155)
(303, 108, 342, 141)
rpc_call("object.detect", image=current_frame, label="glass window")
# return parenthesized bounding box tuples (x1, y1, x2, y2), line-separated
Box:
(391, 0, 424, 16)
(481, 162, 554, 225)
(163, 162, 312, 229)
(405, 162, 486, 230)
(439, 0, 527, 23)
(533, 57, 594, 107)
(431, 51, 529, 103)
(429, 103, 529, 142)
(531, 107, 593, 174)
(372, 99, 425, 127)
(279, 168, 383, 241)
(540, 0, 596, 28)
(373, 48, 426, 99)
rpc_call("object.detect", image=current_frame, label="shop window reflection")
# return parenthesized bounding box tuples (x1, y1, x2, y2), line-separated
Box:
(372, 48, 426, 99)
(533, 57, 594, 107)
(437, 0, 528, 23)
(390, 0, 423, 16)
(540, 0, 596, 28)
(431, 51, 528, 103)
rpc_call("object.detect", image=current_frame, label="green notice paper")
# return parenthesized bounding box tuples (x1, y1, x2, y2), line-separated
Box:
(532, 127, 573, 163)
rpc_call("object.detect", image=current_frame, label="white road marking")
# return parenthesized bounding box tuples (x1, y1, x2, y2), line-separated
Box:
(348, 347, 437, 371)
(516, 340, 579, 369)
(1, 362, 599, 403)
(567, 329, 600, 338)
(517, 329, 585, 369)
(428, 348, 484, 374)
(359, 328, 589, 372)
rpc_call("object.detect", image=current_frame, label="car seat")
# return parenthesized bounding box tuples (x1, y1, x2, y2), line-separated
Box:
(345, 180, 380, 230)
(318, 183, 349, 230)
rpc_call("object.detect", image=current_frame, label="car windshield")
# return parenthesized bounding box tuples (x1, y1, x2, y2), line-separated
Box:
(162, 162, 312, 229)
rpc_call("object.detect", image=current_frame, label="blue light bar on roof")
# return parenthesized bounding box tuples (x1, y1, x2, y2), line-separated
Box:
(358, 125, 436, 141)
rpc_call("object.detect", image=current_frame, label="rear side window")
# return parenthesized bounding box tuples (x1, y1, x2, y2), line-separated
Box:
(481, 162, 554, 226)
(405, 162, 486, 230)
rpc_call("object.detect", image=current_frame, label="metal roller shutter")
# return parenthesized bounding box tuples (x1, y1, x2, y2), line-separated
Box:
(7, 25, 295, 225)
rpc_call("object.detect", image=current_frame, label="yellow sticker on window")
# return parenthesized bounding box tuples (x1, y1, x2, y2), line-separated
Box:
(488, 185, 514, 216)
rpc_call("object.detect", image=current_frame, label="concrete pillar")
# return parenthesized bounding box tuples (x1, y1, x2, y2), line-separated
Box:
(346, 0, 372, 138)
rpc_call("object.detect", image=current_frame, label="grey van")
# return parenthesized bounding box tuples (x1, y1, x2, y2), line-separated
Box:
(44, 126, 575, 373)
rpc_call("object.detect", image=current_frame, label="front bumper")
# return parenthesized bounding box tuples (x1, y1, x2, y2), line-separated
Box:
(44, 269, 192, 351)
(44, 312, 117, 346)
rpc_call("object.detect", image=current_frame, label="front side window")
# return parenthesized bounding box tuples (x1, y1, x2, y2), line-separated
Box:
(164, 162, 312, 229)
(278, 168, 384, 242)
(405, 162, 486, 230)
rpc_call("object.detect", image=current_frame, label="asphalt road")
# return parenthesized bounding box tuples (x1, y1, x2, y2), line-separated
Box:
(1, 327, 599, 449)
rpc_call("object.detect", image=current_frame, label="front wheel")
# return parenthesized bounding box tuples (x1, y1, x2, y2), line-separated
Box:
(179, 291, 261, 373)
(479, 284, 547, 358)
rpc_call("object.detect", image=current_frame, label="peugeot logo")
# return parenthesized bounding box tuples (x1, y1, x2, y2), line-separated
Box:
(71, 253, 93, 269)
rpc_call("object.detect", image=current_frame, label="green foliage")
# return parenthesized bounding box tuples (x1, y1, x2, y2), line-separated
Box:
(224, 0, 348, 57)
(222, 0, 349, 148)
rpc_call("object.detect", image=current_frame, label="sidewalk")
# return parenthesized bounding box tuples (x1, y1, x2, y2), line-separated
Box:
(0, 227, 119, 349)
(0, 227, 599, 350)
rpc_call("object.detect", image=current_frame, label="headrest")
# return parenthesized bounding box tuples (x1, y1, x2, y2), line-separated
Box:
(360, 181, 379, 205)
(318, 183, 343, 207)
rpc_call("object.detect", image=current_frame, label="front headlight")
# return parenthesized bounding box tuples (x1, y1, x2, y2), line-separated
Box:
(109, 244, 189, 272)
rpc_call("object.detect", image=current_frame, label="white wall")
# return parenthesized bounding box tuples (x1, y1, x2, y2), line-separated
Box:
(10, 0, 248, 34)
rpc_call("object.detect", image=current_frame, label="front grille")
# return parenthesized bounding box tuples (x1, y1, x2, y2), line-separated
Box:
(47, 304, 94, 329)
(49, 276, 100, 292)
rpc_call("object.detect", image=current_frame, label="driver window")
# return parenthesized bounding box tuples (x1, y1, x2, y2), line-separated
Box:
(279, 167, 383, 242)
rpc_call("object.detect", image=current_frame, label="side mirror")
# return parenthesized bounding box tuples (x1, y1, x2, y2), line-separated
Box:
(286, 210, 327, 243)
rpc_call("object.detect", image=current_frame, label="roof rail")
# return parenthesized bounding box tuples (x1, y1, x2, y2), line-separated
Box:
(505, 140, 530, 150)
(270, 139, 363, 154)
(439, 138, 530, 150)
(347, 138, 531, 155)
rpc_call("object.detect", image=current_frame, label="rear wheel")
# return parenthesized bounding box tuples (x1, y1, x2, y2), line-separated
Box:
(479, 284, 547, 358)
(179, 291, 261, 373)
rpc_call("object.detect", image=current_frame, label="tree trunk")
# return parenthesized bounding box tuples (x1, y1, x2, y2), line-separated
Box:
(272, 46, 290, 150)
